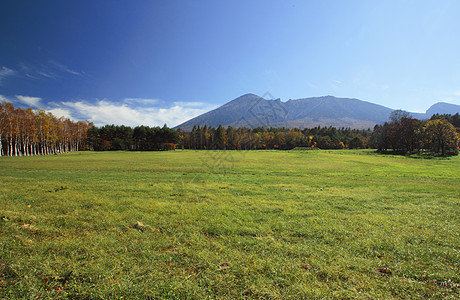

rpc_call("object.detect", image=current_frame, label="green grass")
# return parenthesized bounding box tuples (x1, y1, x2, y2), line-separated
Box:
(0, 150, 459, 299)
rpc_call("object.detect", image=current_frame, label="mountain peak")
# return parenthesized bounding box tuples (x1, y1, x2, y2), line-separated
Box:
(224, 93, 262, 105)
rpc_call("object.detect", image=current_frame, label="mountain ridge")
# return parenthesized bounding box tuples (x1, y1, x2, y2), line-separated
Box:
(175, 94, 460, 130)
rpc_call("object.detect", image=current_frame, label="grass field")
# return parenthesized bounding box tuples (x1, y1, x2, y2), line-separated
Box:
(0, 150, 459, 299)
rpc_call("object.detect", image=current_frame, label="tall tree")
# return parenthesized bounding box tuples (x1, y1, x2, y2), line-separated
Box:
(0, 102, 90, 156)
(215, 125, 227, 149)
(424, 119, 459, 156)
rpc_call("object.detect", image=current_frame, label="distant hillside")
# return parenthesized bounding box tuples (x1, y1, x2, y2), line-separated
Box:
(425, 102, 460, 117)
(280, 96, 393, 129)
(175, 94, 460, 130)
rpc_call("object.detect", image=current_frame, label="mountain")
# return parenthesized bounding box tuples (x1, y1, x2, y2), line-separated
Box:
(410, 102, 460, 120)
(176, 94, 267, 130)
(281, 96, 393, 129)
(175, 94, 460, 130)
(425, 102, 460, 117)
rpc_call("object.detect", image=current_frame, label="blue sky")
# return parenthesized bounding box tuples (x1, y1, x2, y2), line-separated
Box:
(1, 0, 460, 126)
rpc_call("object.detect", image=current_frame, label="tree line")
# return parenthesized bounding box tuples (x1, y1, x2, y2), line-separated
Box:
(371, 111, 459, 156)
(177, 125, 373, 150)
(87, 124, 180, 151)
(2, 100, 458, 156)
(0, 101, 89, 157)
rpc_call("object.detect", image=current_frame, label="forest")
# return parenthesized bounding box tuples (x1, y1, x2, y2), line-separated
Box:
(86, 124, 179, 151)
(177, 125, 372, 150)
(86, 124, 372, 152)
(0, 101, 89, 157)
(371, 111, 460, 156)
(1, 101, 459, 156)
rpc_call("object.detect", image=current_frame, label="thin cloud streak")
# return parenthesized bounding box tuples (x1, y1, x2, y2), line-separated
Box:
(0, 67, 15, 85)
(37, 71, 57, 79)
(48, 60, 82, 76)
(123, 98, 159, 105)
(8, 60, 85, 83)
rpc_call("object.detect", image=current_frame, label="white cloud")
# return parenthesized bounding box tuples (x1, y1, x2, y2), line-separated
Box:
(46, 108, 74, 119)
(453, 90, 460, 97)
(15, 95, 42, 107)
(2, 92, 216, 127)
(0, 94, 10, 103)
(0, 67, 15, 84)
(0, 94, 42, 107)
(55, 100, 216, 127)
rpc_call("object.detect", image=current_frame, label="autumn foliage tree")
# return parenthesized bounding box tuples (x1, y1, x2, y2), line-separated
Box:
(424, 119, 459, 156)
(371, 111, 459, 156)
(178, 126, 371, 150)
(0, 101, 89, 156)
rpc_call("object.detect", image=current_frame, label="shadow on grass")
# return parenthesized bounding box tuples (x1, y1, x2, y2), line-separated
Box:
(377, 149, 458, 160)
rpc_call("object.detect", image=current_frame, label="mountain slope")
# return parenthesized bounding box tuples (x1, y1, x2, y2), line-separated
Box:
(425, 102, 460, 117)
(281, 96, 393, 128)
(175, 94, 460, 130)
(175, 93, 282, 130)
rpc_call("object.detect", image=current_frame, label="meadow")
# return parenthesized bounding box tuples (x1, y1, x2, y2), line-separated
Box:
(0, 149, 459, 299)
